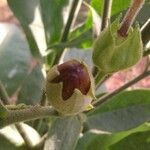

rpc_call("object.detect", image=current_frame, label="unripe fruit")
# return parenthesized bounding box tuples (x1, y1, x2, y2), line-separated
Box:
(93, 18, 143, 74)
(46, 59, 95, 115)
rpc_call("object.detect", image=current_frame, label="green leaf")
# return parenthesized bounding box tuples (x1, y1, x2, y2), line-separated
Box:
(75, 123, 150, 150)
(87, 90, 150, 132)
(136, 3, 150, 25)
(84, 2, 101, 37)
(68, 16, 93, 49)
(0, 101, 8, 118)
(0, 24, 44, 104)
(112, 2, 150, 26)
(110, 130, 150, 150)
(40, 0, 72, 45)
(48, 29, 93, 50)
(17, 63, 44, 105)
(91, 0, 130, 16)
(44, 116, 83, 150)
(7, 0, 42, 59)
(0, 25, 30, 96)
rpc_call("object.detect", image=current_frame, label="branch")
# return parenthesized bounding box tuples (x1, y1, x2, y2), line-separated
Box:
(0, 105, 57, 128)
(33, 133, 48, 149)
(118, 0, 145, 37)
(0, 81, 37, 147)
(15, 123, 33, 148)
(93, 70, 150, 106)
(141, 19, 150, 46)
(54, 0, 83, 65)
(143, 47, 150, 56)
(101, 0, 113, 31)
(0, 81, 10, 104)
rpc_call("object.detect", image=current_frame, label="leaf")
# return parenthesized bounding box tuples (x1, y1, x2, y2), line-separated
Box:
(112, 2, 150, 26)
(7, 0, 43, 59)
(0, 101, 8, 118)
(0, 24, 30, 96)
(40, 0, 73, 45)
(0, 24, 44, 104)
(84, 2, 101, 37)
(44, 116, 83, 150)
(17, 63, 44, 105)
(68, 15, 93, 49)
(75, 123, 150, 150)
(87, 90, 150, 132)
(110, 130, 150, 150)
(136, 3, 150, 25)
(48, 29, 93, 50)
(91, 0, 130, 16)
(0, 123, 41, 149)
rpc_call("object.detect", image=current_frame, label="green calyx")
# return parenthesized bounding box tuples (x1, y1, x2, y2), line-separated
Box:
(46, 60, 95, 116)
(93, 17, 143, 74)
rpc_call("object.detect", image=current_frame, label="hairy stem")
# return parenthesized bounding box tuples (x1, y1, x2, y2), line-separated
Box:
(0, 81, 36, 147)
(118, 0, 145, 37)
(0, 106, 57, 128)
(93, 70, 150, 106)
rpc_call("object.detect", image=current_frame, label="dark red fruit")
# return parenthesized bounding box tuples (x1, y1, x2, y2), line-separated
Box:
(51, 60, 90, 100)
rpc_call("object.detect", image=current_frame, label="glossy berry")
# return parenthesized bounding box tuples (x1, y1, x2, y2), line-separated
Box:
(51, 60, 90, 100)
(46, 59, 95, 115)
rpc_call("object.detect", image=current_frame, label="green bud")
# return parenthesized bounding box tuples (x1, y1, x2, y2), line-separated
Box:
(46, 59, 95, 116)
(93, 18, 143, 74)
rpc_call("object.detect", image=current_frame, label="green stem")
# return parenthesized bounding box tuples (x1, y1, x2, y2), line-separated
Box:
(0, 81, 10, 105)
(0, 106, 58, 129)
(95, 71, 107, 85)
(0, 81, 37, 147)
(101, 0, 113, 31)
(54, 0, 83, 65)
(93, 70, 150, 106)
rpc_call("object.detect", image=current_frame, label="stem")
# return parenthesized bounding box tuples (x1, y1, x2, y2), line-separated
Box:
(141, 19, 150, 46)
(118, 0, 145, 37)
(95, 71, 106, 86)
(33, 133, 48, 149)
(0, 106, 57, 128)
(15, 123, 33, 148)
(0, 81, 10, 105)
(101, 0, 113, 31)
(0, 81, 36, 147)
(143, 48, 150, 57)
(40, 90, 47, 106)
(60, 0, 82, 43)
(54, 0, 83, 65)
(96, 74, 111, 90)
(93, 70, 150, 106)
(33, 90, 47, 130)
